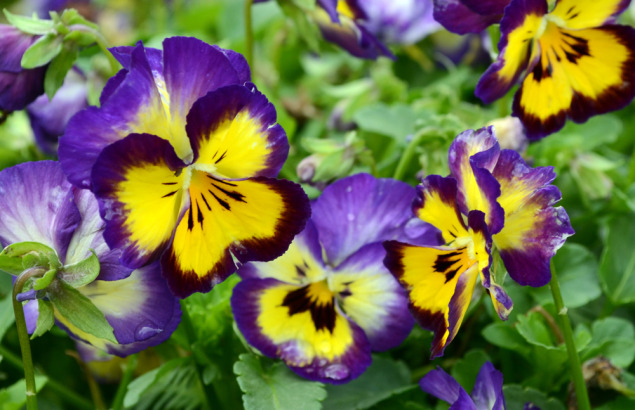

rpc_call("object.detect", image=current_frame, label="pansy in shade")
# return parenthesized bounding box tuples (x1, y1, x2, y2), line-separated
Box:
(313, 0, 394, 59)
(232, 174, 441, 383)
(432, 0, 509, 34)
(59, 37, 310, 298)
(384, 127, 573, 358)
(420, 361, 506, 409)
(0, 161, 181, 356)
(476, 0, 635, 139)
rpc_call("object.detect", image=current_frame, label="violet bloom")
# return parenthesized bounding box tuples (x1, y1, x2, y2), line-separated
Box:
(27, 68, 88, 156)
(0, 161, 181, 356)
(432, 0, 509, 34)
(384, 127, 574, 357)
(420, 361, 506, 409)
(361, 0, 441, 45)
(0, 25, 46, 112)
(232, 174, 440, 384)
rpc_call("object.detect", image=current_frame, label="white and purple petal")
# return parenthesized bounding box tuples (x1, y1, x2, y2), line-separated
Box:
(312, 173, 440, 266)
(331, 243, 413, 351)
(0, 161, 80, 263)
(471, 361, 506, 410)
(419, 366, 476, 409)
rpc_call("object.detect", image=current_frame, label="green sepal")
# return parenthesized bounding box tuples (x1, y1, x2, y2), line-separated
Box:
(301, 137, 344, 155)
(33, 268, 58, 291)
(31, 299, 55, 339)
(59, 8, 98, 30)
(3, 9, 55, 35)
(64, 30, 97, 47)
(44, 44, 78, 99)
(59, 250, 100, 288)
(279, 3, 321, 52)
(21, 33, 63, 69)
(48, 280, 117, 343)
(0, 242, 60, 275)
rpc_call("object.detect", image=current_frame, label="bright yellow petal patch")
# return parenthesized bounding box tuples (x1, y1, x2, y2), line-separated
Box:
(168, 172, 287, 280)
(117, 162, 185, 258)
(194, 110, 275, 179)
(518, 23, 630, 123)
(128, 77, 192, 162)
(258, 282, 353, 363)
(336, 1, 355, 19)
(497, 13, 545, 83)
(415, 186, 467, 244)
(248, 239, 326, 285)
(550, 0, 627, 30)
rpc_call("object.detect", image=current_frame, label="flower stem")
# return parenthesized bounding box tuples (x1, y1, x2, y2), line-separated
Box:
(245, 0, 254, 69)
(111, 354, 138, 410)
(12, 268, 46, 410)
(549, 264, 591, 410)
(392, 128, 432, 181)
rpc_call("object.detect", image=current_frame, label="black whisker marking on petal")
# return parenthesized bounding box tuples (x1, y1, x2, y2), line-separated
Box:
(196, 199, 204, 226)
(162, 190, 177, 198)
(201, 193, 211, 210)
(445, 267, 460, 283)
(295, 265, 306, 277)
(209, 190, 230, 210)
(282, 285, 336, 333)
(212, 183, 246, 203)
(162, 182, 177, 185)
(187, 206, 194, 230)
(215, 150, 228, 164)
(207, 174, 238, 187)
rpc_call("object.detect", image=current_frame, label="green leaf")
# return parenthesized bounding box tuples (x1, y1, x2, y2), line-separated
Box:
(0, 294, 14, 341)
(0, 241, 60, 275)
(279, 3, 321, 52)
(353, 103, 417, 141)
(583, 317, 635, 368)
(124, 359, 182, 408)
(2, 10, 54, 35)
(482, 323, 531, 357)
(502, 385, 565, 410)
(0, 375, 47, 410)
(516, 311, 558, 349)
(33, 269, 57, 291)
(599, 214, 635, 305)
(31, 299, 54, 339)
(529, 243, 601, 308)
(47, 280, 116, 343)
(59, 250, 100, 288)
(44, 44, 78, 99)
(234, 353, 326, 410)
(21, 33, 63, 68)
(323, 355, 412, 410)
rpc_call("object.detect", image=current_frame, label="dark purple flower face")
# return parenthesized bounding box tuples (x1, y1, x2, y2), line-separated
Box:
(432, 0, 509, 34)
(0, 25, 46, 112)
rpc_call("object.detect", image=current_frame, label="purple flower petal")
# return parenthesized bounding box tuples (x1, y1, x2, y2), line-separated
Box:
(232, 277, 372, 384)
(433, 0, 502, 35)
(0, 161, 80, 263)
(492, 150, 574, 287)
(360, 0, 441, 45)
(471, 361, 506, 410)
(448, 128, 505, 234)
(461, 0, 509, 16)
(313, 173, 439, 267)
(419, 366, 470, 406)
(331, 242, 414, 351)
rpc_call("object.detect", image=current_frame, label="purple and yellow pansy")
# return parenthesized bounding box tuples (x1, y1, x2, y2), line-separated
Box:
(384, 127, 574, 358)
(0, 161, 181, 356)
(58, 37, 310, 298)
(475, 0, 635, 139)
(232, 174, 440, 383)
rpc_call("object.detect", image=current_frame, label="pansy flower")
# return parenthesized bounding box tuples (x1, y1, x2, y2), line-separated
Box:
(59, 37, 310, 298)
(314, 0, 394, 59)
(232, 174, 441, 383)
(432, 0, 509, 34)
(384, 127, 574, 357)
(476, 0, 635, 139)
(420, 361, 506, 409)
(0, 161, 181, 356)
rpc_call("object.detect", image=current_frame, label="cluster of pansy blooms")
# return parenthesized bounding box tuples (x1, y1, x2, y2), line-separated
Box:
(1, 0, 635, 407)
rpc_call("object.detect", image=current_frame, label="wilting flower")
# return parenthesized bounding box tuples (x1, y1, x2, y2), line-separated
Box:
(0, 25, 46, 112)
(476, 0, 635, 139)
(0, 161, 181, 356)
(59, 37, 310, 298)
(232, 174, 440, 383)
(359, 0, 440, 45)
(27, 68, 88, 155)
(313, 0, 394, 59)
(432, 0, 508, 34)
(384, 127, 574, 357)
(420, 361, 506, 409)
